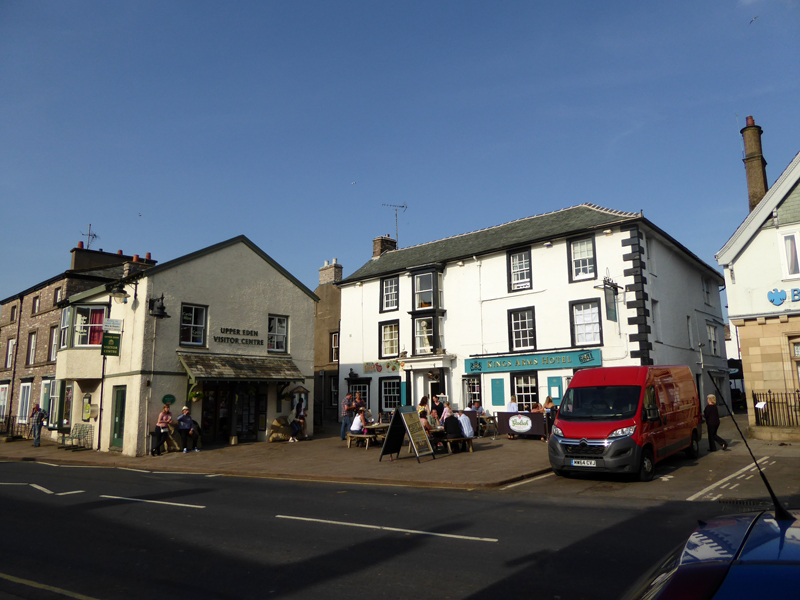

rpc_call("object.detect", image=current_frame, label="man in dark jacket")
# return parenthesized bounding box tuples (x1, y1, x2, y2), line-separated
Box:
(703, 395, 728, 452)
(443, 412, 466, 453)
(30, 404, 48, 447)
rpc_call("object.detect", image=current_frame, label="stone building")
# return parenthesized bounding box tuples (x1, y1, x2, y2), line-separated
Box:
(0, 244, 155, 438)
(313, 258, 343, 426)
(717, 116, 800, 440)
(53, 236, 317, 455)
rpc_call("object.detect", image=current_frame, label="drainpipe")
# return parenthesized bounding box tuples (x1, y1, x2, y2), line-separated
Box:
(95, 297, 112, 451)
(6, 294, 23, 434)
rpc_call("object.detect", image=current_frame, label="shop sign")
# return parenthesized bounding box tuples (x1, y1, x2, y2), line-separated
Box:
(213, 327, 265, 346)
(509, 414, 533, 433)
(766, 288, 800, 307)
(364, 360, 405, 374)
(101, 332, 121, 356)
(162, 394, 176, 405)
(465, 349, 601, 374)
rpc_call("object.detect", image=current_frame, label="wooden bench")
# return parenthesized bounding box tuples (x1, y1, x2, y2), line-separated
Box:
(59, 423, 94, 450)
(444, 437, 474, 454)
(347, 432, 378, 449)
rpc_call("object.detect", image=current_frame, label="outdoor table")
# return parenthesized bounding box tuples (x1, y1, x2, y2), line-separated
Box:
(495, 412, 547, 438)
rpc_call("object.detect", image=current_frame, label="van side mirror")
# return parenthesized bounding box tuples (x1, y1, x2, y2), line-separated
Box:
(645, 406, 660, 423)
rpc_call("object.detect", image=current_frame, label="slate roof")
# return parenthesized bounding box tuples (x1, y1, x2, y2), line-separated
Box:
(342, 204, 641, 284)
(0, 264, 128, 304)
(177, 352, 304, 382)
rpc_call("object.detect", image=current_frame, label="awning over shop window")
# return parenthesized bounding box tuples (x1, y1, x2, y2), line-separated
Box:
(178, 352, 304, 383)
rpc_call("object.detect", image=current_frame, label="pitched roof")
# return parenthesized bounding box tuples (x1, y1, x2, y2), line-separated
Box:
(717, 151, 800, 265)
(0, 264, 128, 305)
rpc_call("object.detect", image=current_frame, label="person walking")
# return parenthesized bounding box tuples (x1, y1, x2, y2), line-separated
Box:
(177, 406, 199, 452)
(704, 394, 728, 452)
(152, 404, 173, 456)
(340, 393, 354, 440)
(30, 403, 48, 447)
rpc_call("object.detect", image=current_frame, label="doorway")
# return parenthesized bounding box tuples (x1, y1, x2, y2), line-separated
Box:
(111, 386, 126, 448)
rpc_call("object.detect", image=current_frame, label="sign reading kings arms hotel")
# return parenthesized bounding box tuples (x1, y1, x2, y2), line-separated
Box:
(466, 349, 601, 374)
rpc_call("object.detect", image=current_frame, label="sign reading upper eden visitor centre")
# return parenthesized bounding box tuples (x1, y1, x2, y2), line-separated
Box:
(465, 349, 601, 374)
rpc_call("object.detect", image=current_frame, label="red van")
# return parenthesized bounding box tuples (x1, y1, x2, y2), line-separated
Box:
(548, 366, 702, 481)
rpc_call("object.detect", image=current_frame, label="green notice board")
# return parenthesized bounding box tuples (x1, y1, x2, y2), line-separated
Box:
(101, 332, 121, 356)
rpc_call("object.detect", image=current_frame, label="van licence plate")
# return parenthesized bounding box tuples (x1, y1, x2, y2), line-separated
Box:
(571, 459, 596, 467)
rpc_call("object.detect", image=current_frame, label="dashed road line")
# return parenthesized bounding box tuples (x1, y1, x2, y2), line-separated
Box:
(687, 457, 769, 501)
(56, 490, 85, 496)
(0, 483, 27, 486)
(276, 515, 498, 542)
(99, 494, 205, 509)
(30, 484, 54, 495)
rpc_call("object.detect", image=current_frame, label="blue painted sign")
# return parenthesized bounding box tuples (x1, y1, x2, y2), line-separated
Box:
(465, 349, 601, 374)
(766, 288, 800, 307)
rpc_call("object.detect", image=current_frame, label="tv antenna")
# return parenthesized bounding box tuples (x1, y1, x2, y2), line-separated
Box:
(80, 224, 100, 249)
(382, 203, 408, 245)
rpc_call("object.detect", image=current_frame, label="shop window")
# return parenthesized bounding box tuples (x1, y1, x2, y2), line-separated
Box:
(330, 332, 339, 362)
(268, 316, 288, 352)
(379, 320, 399, 358)
(180, 304, 207, 346)
(26, 331, 36, 366)
(508, 249, 532, 292)
(570, 299, 602, 346)
(381, 276, 399, 312)
(380, 378, 401, 412)
(568, 236, 597, 282)
(74, 306, 105, 346)
(18, 382, 32, 424)
(5, 339, 15, 369)
(508, 307, 536, 351)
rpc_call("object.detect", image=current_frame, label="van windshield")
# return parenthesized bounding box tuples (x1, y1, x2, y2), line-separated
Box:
(558, 386, 641, 421)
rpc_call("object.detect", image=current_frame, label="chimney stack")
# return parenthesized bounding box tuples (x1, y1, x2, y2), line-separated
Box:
(741, 115, 769, 212)
(319, 258, 343, 285)
(372, 235, 397, 259)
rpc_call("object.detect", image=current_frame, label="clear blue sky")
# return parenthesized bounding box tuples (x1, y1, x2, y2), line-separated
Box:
(2, 1, 798, 303)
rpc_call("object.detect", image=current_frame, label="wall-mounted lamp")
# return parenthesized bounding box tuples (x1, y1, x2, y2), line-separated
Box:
(603, 229, 613, 235)
(543, 241, 553, 248)
(457, 261, 464, 267)
(148, 294, 171, 319)
(109, 281, 139, 304)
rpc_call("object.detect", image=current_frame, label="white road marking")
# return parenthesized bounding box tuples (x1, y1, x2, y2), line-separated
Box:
(659, 475, 674, 482)
(205, 474, 223, 478)
(745, 475, 754, 480)
(38, 462, 61, 467)
(30, 484, 54, 495)
(0, 571, 100, 600)
(720, 483, 730, 489)
(729, 483, 739, 490)
(276, 515, 498, 543)
(56, 490, 85, 496)
(0, 483, 27, 486)
(500, 472, 554, 490)
(769, 461, 776, 465)
(687, 457, 769, 501)
(118, 467, 150, 473)
(100, 495, 205, 509)
(151, 471, 209, 475)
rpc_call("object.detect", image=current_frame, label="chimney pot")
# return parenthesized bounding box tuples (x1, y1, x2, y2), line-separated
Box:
(746, 115, 755, 127)
(133, 254, 139, 263)
(117, 250, 123, 255)
(77, 241, 84, 249)
(146, 252, 151, 260)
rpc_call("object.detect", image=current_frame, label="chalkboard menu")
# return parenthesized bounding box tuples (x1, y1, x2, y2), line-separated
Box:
(379, 406, 435, 462)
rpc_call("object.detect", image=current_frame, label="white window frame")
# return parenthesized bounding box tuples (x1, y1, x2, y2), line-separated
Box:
(59, 307, 71, 349)
(510, 308, 536, 351)
(381, 277, 399, 312)
(514, 373, 538, 408)
(570, 238, 596, 281)
(572, 301, 601, 345)
(40, 380, 53, 418)
(26, 331, 36, 366)
(0, 384, 8, 420)
(53, 287, 62, 305)
(180, 304, 207, 346)
(414, 273, 434, 309)
(330, 332, 339, 362)
(381, 378, 401, 411)
(73, 305, 106, 346)
(415, 317, 433, 354)
(5, 339, 15, 369)
(268, 316, 288, 352)
(707, 324, 719, 356)
(780, 230, 800, 280)
(380, 322, 399, 358)
(18, 382, 32, 424)
(48, 326, 58, 362)
(465, 377, 481, 405)
(509, 250, 532, 291)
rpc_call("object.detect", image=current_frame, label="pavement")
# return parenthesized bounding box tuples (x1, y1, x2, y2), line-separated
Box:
(1, 413, 797, 489)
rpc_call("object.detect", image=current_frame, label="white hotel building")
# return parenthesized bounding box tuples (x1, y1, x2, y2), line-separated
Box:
(338, 204, 728, 417)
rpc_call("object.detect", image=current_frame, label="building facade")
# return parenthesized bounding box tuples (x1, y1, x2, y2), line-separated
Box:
(717, 116, 800, 439)
(53, 236, 317, 456)
(313, 259, 342, 426)
(338, 204, 728, 419)
(0, 244, 155, 439)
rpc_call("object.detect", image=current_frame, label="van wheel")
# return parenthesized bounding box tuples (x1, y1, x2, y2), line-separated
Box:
(638, 448, 655, 482)
(685, 431, 699, 459)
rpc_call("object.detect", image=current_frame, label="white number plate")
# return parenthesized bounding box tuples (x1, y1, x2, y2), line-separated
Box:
(571, 459, 596, 467)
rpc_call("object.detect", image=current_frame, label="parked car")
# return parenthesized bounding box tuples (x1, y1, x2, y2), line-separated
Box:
(619, 509, 799, 599)
(548, 366, 702, 481)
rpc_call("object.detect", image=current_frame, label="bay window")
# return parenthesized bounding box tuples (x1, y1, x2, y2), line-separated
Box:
(74, 306, 105, 346)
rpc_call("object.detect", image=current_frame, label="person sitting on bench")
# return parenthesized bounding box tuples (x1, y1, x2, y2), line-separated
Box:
(349, 408, 368, 446)
(443, 411, 467, 453)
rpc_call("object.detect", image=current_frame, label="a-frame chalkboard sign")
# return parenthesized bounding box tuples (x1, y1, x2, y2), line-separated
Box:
(379, 406, 435, 462)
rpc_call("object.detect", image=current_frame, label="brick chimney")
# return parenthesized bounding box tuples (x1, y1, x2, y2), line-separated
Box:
(741, 115, 769, 212)
(319, 258, 343, 285)
(372, 235, 397, 259)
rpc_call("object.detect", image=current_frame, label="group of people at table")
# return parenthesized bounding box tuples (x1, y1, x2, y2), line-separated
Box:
(341, 390, 557, 451)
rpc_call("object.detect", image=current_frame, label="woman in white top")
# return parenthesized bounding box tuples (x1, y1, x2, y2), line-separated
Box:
(506, 395, 519, 439)
(350, 408, 367, 434)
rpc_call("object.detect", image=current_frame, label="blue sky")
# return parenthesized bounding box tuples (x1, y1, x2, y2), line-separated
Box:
(2, 1, 798, 304)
